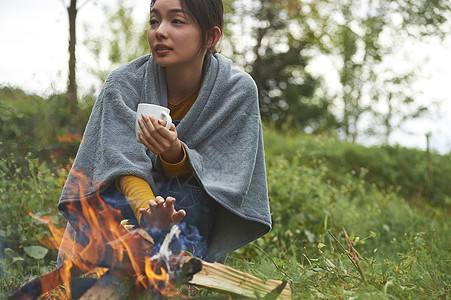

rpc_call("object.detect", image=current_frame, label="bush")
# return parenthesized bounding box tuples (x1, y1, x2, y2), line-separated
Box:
(228, 130, 450, 298)
(0, 155, 68, 295)
(262, 127, 451, 205)
(0, 86, 93, 167)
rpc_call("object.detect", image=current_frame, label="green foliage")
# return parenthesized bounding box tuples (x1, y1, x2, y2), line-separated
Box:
(220, 0, 451, 139)
(263, 127, 451, 204)
(223, 0, 337, 132)
(317, 0, 450, 142)
(0, 86, 91, 295)
(228, 128, 450, 298)
(1, 90, 449, 298)
(83, 0, 149, 83)
(0, 155, 68, 295)
(80, 0, 451, 141)
(0, 86, 93, 167)
(1, 87, 48, 158)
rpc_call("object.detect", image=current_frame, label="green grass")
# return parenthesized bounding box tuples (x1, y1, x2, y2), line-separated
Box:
(1, 127, 450, 299)
(227, 128, 450, 299)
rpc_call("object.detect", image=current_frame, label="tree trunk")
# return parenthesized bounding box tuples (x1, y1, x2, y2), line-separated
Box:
(67, 0, 78, 103)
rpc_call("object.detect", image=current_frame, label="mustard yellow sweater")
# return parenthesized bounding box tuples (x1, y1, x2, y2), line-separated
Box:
(117, 87, 199, 224)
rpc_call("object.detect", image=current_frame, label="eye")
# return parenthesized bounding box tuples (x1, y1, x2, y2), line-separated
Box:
(172, 19, 185, 24)
(150, 19, 159, 25)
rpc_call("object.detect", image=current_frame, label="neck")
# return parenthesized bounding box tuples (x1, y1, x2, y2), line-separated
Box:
(165, 58, 205, 105)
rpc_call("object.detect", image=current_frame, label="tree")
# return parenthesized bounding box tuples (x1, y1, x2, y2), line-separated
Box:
(81, 0, 450, 144)
(369, 69, 433, 144)
(223, 0, 337, 132)
(322, 0, 451, 142)
(62, 0, 93, 103)
(83, 0, 149, 83)
(82, 0, 338, 132)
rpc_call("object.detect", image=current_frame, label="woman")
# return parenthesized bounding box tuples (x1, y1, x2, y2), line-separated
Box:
(58, 0, 271, 263)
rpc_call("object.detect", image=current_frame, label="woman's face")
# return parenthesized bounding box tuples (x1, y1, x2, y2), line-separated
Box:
(147, 0, 205, 70)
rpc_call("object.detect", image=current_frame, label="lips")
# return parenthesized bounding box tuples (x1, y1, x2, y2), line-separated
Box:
(155, 44, 172, 54)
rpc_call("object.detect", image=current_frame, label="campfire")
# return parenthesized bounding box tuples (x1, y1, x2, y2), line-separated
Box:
(12, 171, 291, 299)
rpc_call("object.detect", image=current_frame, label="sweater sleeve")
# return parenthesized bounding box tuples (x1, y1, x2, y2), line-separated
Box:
(160, 144, 192, 178)
(116, 176, 155, 224)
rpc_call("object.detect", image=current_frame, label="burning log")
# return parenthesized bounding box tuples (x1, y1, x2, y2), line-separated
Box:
(78, 255, 203, 300)
(78, 272, 133, 300)
(11, 254, 202, 300)
(77, 258, 292, 300)
(10, 262, 89, 300)
(12, 229, 290, 299)
(12, 226, 290, 299)
(10, 224, 202, 299)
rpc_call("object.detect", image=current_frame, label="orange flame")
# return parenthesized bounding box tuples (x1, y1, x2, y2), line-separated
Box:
(144, 258, 168, 290)
(29, 169, 183, 298)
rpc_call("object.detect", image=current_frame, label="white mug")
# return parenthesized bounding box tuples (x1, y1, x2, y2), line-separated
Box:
(136, 103, 172, 142)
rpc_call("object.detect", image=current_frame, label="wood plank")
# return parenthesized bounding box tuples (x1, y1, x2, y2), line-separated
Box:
(189, 261, 291, 299)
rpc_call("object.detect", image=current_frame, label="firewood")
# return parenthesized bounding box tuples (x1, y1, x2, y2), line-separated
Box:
(79, 272, 133, 300)
(188, 261, 292, 299)
(12, 222, 290, 299)
(78, 256, 202, 299)
(10, 262, 88, 300)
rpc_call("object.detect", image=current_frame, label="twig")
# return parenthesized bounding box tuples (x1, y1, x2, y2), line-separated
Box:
(327, 229, 367, 282)
(302, 253, 313, 267)
(342, 227, 367, 282)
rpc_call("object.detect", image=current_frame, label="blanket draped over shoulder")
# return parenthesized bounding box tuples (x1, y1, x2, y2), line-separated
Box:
(58, 54, 271, 261)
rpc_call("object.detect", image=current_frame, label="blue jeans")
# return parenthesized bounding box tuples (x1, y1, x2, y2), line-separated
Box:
(100, 175, 216, 259)
(155, 176, 216, 239)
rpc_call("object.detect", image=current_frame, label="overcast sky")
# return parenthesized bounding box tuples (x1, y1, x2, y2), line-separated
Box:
(0, 0, 450, 154)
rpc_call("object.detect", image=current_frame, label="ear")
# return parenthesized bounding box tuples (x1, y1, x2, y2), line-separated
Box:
(206, 26, 222, 49)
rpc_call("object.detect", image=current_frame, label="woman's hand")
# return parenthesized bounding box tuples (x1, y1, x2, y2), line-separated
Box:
(139, 196, 186, 231)
(138, 114, 183, 163)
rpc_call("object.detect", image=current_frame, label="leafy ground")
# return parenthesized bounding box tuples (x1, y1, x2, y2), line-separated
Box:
(1, 118, 450, 298)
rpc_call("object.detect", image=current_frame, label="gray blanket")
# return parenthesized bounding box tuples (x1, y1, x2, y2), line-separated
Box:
(58, 53, 271, 260)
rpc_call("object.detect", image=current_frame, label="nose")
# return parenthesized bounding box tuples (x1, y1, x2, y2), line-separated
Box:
(155, 20, 169, 39)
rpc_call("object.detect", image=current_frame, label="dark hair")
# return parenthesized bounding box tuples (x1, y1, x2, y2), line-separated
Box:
(150, 0, 224, 54)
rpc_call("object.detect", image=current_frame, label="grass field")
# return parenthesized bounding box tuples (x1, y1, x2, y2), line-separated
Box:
(1, 127, 450, 299)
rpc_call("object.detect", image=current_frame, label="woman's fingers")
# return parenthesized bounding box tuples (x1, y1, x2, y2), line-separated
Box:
(164, 196, 175, 208)
(145, 196, 180, 215)
(155, 195, 165, 205)
(139, 114, 177, 155)
(138, 132, 160, 154)
(173, 209, 186, 224)
(141, 114, 171, 139)
(138, 118, 159, 152)
(139, 114, 155, 136)
(139, 116, 160, 147)
(139, 196, 185, 230)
